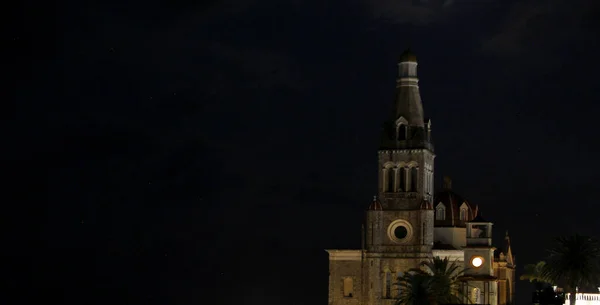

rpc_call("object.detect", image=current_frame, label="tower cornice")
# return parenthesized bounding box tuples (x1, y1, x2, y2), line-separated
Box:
(377, 149, 435, 156)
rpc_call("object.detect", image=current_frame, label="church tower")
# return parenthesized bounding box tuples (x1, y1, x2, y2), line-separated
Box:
(326, 49, 515, 305)
(363, 49, 435, 305)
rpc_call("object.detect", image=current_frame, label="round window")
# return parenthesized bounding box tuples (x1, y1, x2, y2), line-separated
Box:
(387, 219, 413, 243)
(394, 226, 408, 239)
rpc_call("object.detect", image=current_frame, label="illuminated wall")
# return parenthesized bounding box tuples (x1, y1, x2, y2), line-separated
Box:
(565, 293, 600, 305)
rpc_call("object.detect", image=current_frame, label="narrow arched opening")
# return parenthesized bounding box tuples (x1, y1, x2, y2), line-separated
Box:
(387, 168, 395, 192)
(399, 167, 406, 191)
(436, 205, 446, 221)
(385, 271, 392, 298)
(410, 167, 418, 192)
(397, 124, 407, 140)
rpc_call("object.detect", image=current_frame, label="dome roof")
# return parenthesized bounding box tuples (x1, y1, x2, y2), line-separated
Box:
(433, 177, 476, 227)
(399, 49, 417, 63)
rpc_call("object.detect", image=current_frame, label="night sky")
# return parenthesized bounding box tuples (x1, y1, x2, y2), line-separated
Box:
(10, 0, 600, 304)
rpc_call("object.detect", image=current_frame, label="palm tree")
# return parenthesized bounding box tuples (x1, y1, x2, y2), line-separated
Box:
(541, 234, 600, 305)
(421, 257, 465, 304)
(520, 261, 555, 288)
(396, 256, 466, 305)
(521, 261, 558, 305)
(396, 271, 436, 305)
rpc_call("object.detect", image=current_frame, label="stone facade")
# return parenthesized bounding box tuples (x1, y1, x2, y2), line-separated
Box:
(325, 50, 516, 305)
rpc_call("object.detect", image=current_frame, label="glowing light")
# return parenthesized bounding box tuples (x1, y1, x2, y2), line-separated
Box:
(471, 256, 483, 267)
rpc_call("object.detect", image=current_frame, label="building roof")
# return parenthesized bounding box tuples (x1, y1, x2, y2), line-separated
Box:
(399, 48, 417, 63)
(470, 214, 489, 223)
(433, 177, 476, 227)
(494, 231, 515, 266)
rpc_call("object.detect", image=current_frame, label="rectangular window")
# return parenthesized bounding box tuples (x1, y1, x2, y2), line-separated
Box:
(343, 277, 353, 297)
(471, 224, 488, 238)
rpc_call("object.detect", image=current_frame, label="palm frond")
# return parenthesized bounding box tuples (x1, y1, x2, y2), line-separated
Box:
(395, 256, 467, 305)
(520, 261, 554, 284)
(542, 234, 600, 288)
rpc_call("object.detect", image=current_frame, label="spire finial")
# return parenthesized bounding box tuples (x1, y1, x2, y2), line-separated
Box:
(505, 230, 510, 239)
(369, 195, 383, 211)
(399, 48, 417, 63)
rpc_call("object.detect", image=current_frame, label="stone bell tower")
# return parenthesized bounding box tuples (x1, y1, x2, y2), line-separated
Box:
(365, 49, 435, 254)
(363, 49, 435, 305)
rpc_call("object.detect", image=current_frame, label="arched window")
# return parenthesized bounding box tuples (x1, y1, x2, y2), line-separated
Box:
(343, 277, 353, 297)
(397, 124, 407, 140)
(385, 272, 392, 298)
(460, 208, 467, 221)
(387, 168, 395, 192)
(399, 167, 406, 191)
(428, 172, 433, 194)
(436, 204, 446, 221)
(472, 287, 481, 304)
(410, 167, 418, 192)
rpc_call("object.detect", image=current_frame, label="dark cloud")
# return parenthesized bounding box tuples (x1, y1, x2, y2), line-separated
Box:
(205, 42, 307, 92)
(365, 0, 495, 25)
(481, 0, 600, 62)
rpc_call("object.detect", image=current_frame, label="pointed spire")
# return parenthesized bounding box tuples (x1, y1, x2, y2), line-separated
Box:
(380, 49, 432, 150)
(395, 48, 424, 127)
(504, 230, 514, 265)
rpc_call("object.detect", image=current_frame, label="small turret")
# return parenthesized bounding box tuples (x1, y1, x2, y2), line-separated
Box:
(368, 195, 383, 211)
(461, 214, 498, 305)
